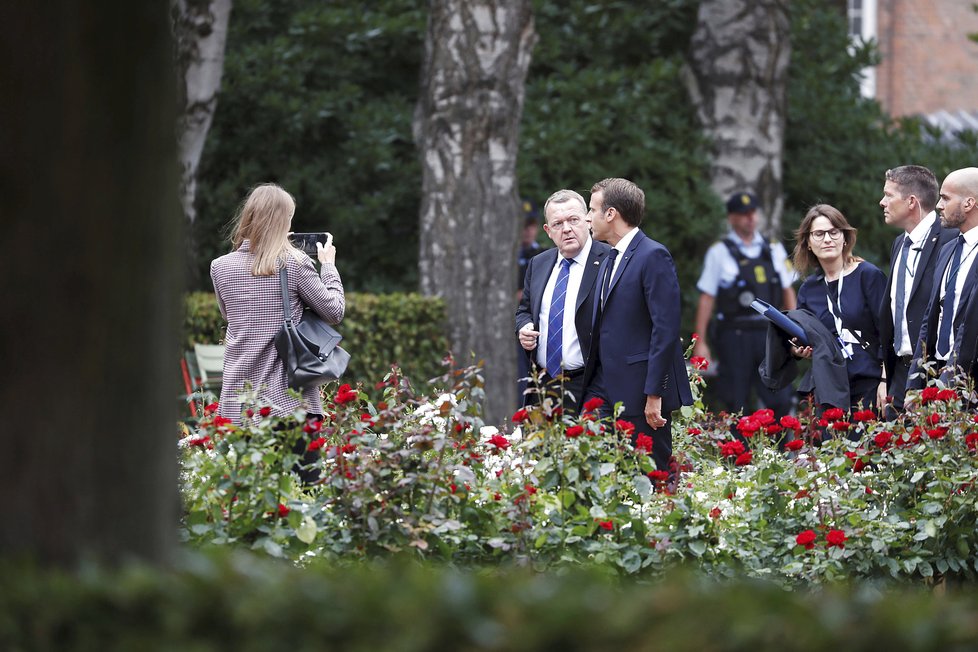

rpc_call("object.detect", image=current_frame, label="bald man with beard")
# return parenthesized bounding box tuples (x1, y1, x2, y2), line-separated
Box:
(908, 167, 978, 392)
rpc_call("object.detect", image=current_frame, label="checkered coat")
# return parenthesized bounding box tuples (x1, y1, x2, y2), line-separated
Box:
(210, 240, 345, 422)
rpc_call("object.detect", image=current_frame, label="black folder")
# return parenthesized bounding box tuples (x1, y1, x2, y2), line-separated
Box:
(749, 299, 809, 346)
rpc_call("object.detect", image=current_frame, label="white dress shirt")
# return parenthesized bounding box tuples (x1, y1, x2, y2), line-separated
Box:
(536, 237, 593, 371)
(892, 212, 935, 356)
(936, 226, 978, 360)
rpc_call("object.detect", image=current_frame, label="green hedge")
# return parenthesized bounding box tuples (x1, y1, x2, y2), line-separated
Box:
(183, 291, 450, 393)
(2, 553, 977, 651)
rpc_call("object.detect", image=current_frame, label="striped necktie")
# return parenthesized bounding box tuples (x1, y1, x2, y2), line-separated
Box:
(545, 258, 572, 378)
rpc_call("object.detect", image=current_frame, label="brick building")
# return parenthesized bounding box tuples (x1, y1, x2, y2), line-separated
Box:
(848, 0, 978, 119)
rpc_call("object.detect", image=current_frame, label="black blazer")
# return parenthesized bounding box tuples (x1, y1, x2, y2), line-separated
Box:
(515, 238, 611, 372)
(908, 235, 978, 390)
(878, 219, 958, 382)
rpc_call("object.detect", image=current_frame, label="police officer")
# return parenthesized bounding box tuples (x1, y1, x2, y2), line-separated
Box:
(693, 191, 796, 418)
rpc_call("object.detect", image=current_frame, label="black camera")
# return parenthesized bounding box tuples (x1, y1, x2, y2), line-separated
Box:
(290, 232, 329, 256)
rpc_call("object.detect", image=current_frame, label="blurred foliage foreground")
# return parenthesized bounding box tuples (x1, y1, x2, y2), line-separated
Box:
(176, 349, 978, 588)
(5, 551, 978, 651)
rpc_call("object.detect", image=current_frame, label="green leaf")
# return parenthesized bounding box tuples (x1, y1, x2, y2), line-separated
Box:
(688, 540, 707, 557)
(296, 516, 317, 544)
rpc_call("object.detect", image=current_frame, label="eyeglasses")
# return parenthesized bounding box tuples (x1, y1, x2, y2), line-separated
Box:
(810, 228, 843, 242)
(549, 216, 584, 230)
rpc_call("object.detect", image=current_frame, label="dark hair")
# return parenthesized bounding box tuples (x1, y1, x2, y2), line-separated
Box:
(591, 178, 645, 227)
(885, 165, 939, 213)
(792, 204, 861, 276)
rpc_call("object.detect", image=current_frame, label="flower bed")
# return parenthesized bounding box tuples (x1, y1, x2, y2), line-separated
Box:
(179, 359, 978, 586)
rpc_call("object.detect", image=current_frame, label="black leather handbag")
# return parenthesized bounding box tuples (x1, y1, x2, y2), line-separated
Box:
(274, 266, 350, 390)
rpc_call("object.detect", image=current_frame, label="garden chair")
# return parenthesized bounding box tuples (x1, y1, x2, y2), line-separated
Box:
(193, 343, 225, 394)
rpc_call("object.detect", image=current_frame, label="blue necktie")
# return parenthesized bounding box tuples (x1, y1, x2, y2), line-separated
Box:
(546, 258, 572, 378)
(937, 235, 965, 358)
(893, 236, 912, 351)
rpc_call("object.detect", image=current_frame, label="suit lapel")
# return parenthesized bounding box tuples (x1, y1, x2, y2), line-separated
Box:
(530, 249, 558, 321)
(909, 221, 943, 300)
(576, 242, 606, 312)
(607, 230, 645, 298)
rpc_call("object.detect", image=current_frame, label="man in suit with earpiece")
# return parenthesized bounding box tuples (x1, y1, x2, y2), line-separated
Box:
(582, 178, 692, 474)
(878, 165, 957, 413)
(516, 189, 611, 414)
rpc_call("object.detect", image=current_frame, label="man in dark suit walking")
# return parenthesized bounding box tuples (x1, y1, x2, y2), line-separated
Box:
(583, 178, 693, 472)
(908, 167, 978, 393)
(516, 189, 611, 414)
(877, 165, 957, 413)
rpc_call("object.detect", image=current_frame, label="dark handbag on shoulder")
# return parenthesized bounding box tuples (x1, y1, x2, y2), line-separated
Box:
(274, 266, 350, 390)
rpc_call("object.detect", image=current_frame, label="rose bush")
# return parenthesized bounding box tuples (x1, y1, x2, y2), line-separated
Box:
(180, 354, 978, 586)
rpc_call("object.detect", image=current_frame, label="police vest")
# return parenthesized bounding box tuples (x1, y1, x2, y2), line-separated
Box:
(715, 239, 781, 326)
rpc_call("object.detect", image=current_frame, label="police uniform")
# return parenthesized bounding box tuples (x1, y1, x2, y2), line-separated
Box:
(698, 229, 795, 416)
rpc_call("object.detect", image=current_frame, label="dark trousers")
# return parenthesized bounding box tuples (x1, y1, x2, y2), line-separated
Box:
(887, 355, 912, 412)
(626, 411, 673, 473)
(523, 366, 585, 417)
(715, 325, 794, 416)
(275, 414, 323, 485)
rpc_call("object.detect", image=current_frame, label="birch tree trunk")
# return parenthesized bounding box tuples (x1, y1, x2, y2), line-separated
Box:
(413, 0, 536, 425)
(0, 2, 181, 565)
(172, 0, 232, 226)
(683, 0, 791, 233)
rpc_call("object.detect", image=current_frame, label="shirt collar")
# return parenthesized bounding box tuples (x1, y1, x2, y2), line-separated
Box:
(567, 236, 593, 266)
(725, 230, 762, 247)
(963, 226, 978, 247)
(614, 227, 641, 254)
(907, 212, 936, 246)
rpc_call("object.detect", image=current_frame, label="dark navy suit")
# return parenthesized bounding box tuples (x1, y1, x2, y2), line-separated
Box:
(584, 229, 693, 470)
(908, 234, 978, 391)
(878, 219, 957, 408)
(515, 239, 611, 412)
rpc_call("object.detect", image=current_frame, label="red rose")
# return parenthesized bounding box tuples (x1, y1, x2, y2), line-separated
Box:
(832, 421, 851, 431)
(873, 431, 893, 448)
(307, 437, 326, 452)
(853, 409, 876, 423)
(785, 439, 804, 451)
(735, 451, 753, 466)
(737, 417, 760, 437)
(687, 427, 702, 435)
(823, 407, 845, 421)
(921, 387, 940, 403)
(720, 440, 746, 458)
(826, 529, 847, 548)
(203, 402, 219, 415)
(965, 433, 978, 451)
(565, 425, 585, 438)
(937, 389, 958, 402)
(691, 332, 699, 342)
(597, 520, 614, 531)
(616, 420, 636, 436)
(635, 434, 654, 453)
(582, 397, 604, 413)
(690, 356, 709, 371)
(752, 408, 776, 427)
(648, 470, 669, 483)
(524, 484, 537, 495)
(780, 415, 802, 431)
(865, 486, 873, 494)
(277, 504, 290, 518)
(512, 408, 530, 423)
(488, 434, 511, 450)
(927, 413, 941, 426)
(259, 406, 272, 417)
(709, 507, 722, 519)
(303, 420, 322, 434)
(796, 529, 817, 550)
(794, 489, 810, 500)
(926, 427, 947, 440)
(334, 384, 358, 405)
(188, 435, 211, 448)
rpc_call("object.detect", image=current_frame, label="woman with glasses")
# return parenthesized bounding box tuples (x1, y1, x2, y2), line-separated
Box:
(790, 204, 887, 417)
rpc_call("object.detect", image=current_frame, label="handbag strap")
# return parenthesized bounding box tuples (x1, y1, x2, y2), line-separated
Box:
(278, 265, 293, 324)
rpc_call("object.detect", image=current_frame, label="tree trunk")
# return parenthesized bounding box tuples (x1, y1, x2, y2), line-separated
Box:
(413, 1, 536, 425)
(172, 0, 232, 227)
(683, 0, 791, 233)
(0, 2, 182, 565)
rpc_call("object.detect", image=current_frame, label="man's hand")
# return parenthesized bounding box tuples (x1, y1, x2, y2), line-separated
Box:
(518, 323, 540, 351)
(876, 380, 888, 413)
(645, 394, 666, 430)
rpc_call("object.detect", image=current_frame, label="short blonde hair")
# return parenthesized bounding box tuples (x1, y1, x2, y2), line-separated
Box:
(230, 184, 303, 276)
